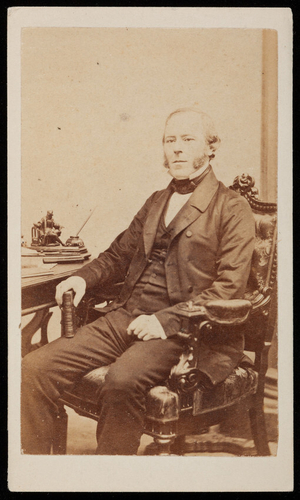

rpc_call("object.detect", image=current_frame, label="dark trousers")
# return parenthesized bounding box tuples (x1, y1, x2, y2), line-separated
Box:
(21, 308, 185, 455)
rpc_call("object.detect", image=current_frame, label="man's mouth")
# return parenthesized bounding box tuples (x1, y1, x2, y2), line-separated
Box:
(173, 160, 187, 163)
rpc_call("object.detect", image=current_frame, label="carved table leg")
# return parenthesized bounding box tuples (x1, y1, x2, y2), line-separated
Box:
(21, 308, 53, 357)
(40, 310, 53, 346)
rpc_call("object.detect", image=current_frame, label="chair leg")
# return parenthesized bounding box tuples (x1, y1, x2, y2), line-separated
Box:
(153, 436, 173, 455)
(52, 405, 68, 454)
(249, 405, 270, 456)
(170, 434, 186, 455)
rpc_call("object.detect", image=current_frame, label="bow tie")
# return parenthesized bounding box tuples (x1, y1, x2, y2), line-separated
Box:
(171, 166, 210, 194)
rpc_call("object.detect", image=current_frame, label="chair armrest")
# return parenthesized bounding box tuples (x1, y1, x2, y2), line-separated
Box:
(203, 299, 252, 325)
(175, 299, 252, 340)
(168, 299, 253, 394)
(176, 299, 252, 326)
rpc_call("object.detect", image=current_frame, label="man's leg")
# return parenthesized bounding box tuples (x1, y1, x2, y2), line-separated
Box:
(21, 310, 133, 454)
(96, 336, 185, 455)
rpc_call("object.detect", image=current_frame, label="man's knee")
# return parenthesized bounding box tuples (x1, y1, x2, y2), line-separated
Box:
(103, 366, 141, 397)
(22, 348, 51, 384)
(22, 350, 39, 375)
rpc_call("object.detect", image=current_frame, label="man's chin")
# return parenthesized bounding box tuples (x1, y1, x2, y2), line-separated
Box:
(168, 168, 191, 180)
(170, 173, 190, 180)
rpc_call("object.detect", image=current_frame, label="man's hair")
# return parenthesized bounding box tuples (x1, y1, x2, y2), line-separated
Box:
(163, 107, 221, 159)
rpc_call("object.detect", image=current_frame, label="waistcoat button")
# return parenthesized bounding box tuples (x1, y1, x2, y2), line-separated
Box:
(186, 230, 192, 237)
(188, 286, 193, 293)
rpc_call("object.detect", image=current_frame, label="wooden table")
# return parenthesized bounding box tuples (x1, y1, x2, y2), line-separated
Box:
(21, 259, 90, 356)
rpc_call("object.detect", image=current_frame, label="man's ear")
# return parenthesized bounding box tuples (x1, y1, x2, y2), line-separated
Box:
(204, 142, 215, 157)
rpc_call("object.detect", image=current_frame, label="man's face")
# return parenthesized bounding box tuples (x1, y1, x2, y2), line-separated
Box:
(163, 111, 211, 180)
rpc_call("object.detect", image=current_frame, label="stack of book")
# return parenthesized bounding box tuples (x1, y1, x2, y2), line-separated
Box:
(26, 245, 91, 263)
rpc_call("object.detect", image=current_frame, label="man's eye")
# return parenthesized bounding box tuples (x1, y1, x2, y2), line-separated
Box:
(166, 139, 175, 143)
(184, 138, 195, 142)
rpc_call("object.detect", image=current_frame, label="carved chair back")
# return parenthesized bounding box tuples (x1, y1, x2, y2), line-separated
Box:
(229, 175, 277, 376)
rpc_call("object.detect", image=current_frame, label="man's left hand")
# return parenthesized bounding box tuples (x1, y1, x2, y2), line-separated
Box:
(127, 315, 167, 341)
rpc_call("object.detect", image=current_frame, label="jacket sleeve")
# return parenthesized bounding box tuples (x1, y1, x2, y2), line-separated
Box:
(72, 192, 157, 289)
(155, 195, 256, 337)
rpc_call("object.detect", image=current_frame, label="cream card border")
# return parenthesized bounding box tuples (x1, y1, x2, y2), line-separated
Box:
(8, 7, 293, 492)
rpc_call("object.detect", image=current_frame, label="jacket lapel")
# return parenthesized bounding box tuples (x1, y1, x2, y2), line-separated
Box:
(169, 168, 220, 242)
(143, 168, 220, 255)
(143, 187, 172, 257)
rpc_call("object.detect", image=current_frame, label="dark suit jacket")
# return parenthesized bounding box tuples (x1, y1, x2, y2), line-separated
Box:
(74, 167, 256, 385)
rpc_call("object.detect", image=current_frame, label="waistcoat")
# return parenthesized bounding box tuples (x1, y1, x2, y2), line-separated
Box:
(125, 203, 177, 316)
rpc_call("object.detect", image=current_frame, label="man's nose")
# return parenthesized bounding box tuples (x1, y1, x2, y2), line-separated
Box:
(174, 143, 183, 154)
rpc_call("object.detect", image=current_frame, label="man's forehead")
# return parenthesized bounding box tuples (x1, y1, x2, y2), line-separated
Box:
(165, 111, 204, 135)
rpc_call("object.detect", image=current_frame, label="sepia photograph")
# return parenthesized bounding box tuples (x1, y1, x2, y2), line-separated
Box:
(8, 7, 293, 492)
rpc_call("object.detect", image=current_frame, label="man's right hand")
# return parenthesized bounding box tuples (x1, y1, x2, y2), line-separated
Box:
(55, 276, 86, 307)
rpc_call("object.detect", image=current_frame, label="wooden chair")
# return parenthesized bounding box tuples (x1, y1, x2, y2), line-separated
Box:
(53, 174, 277, 456)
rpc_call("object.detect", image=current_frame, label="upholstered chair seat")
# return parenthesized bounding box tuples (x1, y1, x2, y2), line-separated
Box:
(63, 364, 258, 422)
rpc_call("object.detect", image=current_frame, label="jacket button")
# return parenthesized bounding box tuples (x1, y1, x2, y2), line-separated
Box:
(186, 230, 192, 237)
(188, 286, 193, 293)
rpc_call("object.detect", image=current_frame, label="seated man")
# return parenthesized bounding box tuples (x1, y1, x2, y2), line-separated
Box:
(21, 107, 255, 455)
